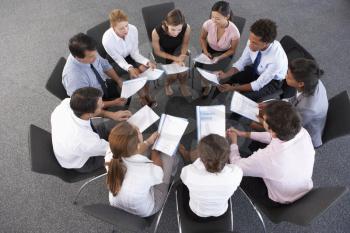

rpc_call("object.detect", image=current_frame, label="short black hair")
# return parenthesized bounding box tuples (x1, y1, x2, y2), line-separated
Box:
(211, 1, 233, 21)
(68, 33, 97, 59)
(70, 87, 102, 117)
(250, 19, 277, 43)
(199, 134, 230, 173)
(264, 101, 301, 141)
(289, 58, 323, 96)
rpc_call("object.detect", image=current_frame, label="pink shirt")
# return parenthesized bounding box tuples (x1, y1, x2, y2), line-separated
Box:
(230, 128, 315, 204)
(202, 19, 240, 51)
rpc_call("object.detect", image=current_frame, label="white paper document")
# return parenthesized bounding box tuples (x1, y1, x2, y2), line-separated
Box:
(161, 63, 189, 75)
(230, 92, 259, 122)
(196, 105, 226, 141)
(196, 68, 220, 85)
(139, 68, 164, 81)
(120, 77, 147, 98)
(127, 105, 160, 133)
(194, 53, 214, 65)
(153, 114, 189, 156)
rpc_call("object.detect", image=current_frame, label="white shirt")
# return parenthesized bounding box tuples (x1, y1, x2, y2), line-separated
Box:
(230, 128, 315, 204)
(180, 158, 243, 217)
(102, 24, 149, 71)
(105, 150, 164, 217)
(233, 40, 288, 91)
(51, 98, 108, 169)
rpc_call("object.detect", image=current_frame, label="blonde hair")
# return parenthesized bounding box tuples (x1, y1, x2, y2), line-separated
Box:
(109, 9, 128, 27)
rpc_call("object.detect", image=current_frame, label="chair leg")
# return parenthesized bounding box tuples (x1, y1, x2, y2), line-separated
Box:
(175, 190, 183, 233)
(73, 173, 107, 204)
(239, 188, 267, 233)
(229, 198, 234, 231)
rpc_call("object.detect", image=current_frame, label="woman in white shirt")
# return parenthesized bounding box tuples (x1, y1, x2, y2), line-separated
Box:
(179, 134, 243, 220)
(198, 1, 240, 96)
(105, 122, 175, 217)
(102, 9, 157, 107)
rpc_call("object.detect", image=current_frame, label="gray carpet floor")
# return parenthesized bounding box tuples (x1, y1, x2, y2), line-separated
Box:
(0, 0, 349, 232)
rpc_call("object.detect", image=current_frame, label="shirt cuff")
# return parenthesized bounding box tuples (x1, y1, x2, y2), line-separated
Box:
(250, 80, 260, 91)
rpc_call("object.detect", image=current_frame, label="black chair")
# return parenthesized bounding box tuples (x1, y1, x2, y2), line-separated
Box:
(175, 182, 234, 233)
(83, 181, 175, 233)
(86, 20, 110, 59)
(141, 2, 193, 88)
(240, 186, 348, 231)
(279, 35, 315, 99)
(232, 16, 246, 35)
(322, 91, 350, 144)
(29, 125, 106, 200)
(46, 57, 68, 100)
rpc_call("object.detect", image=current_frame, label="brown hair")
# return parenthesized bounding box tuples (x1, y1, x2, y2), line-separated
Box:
(198, 134, 230, 173)
(109, 9, 128, 27)
(162, 9, 186, 31)
(106, 122, 139, 196)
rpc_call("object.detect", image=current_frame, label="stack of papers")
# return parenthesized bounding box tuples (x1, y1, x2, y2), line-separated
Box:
(127, 105, 160, 133)
(196, 105, 226, 141)
(194, 53, 214, 65)
(230, 92, 259, 122)
(196, 68, 220, 85)
(161, 63, 189, 75)
(153, 114, 189, 156)
(120, 77, 147, 98)
(139, 68, 164, 81)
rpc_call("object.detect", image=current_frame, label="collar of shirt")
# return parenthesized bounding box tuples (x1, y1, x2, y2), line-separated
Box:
(69, 53, 100, 69)
(259, 41, 274, 55)
(123, 154, 154, 164)
(67, 104, 92, 130)
(111, 26, 131, 42)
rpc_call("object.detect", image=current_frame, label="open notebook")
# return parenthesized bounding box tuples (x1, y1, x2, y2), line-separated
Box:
(153, 114, 189, 156)
(196, 105, 226, 141)
(127, 105, 160, 133)
(230, 91, 259, 122)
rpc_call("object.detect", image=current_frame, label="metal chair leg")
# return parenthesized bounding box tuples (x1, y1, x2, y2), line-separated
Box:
(239, 188, 267, 233)
(73, 173, 107, 204)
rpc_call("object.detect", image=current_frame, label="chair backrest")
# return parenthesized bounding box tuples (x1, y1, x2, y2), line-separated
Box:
(322, 91, 350, 143)
(248, 186, 348, 226)
(141, 2, 175, 42)
(86, 20, 110, 59)
(45, 57, 68, 100)
(279, 35, 315, 99)
(175, 182, 233, 233)
(29, 124, 105, 183)
(232, 16, 246, 35)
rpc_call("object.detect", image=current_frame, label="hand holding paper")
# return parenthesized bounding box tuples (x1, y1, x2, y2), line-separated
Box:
(127, 105, 160, 132)
(194, 53, 214, 65)
(161, 63, 189, 75)
(230, 92, 259, 122)
(196, 105, 226, 141)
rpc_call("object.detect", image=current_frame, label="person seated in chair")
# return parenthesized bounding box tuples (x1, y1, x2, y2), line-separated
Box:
(152, 9, 191, 97)
(198, 1, 240, 97)
(63, 33, 126, 109)
(105, 122, 178, 217)
(102, 9, 157, 107)
(179, 134, 243, 219)
(213, 18, 288, 101)
(51, 87, 131, 173)
(227, 101, 315, 204)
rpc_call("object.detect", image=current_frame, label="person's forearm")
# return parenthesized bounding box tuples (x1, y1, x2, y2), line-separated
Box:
(235, 83, 253, 92)
(99, 109, 114, 120)
(154, 49, 177, 61)
(200, 38, 209, 54)
(217, 48, 235, 60)
(151, 151, 163, 168)
(104, 68, 122, 87)
(180, 43, 189, 57)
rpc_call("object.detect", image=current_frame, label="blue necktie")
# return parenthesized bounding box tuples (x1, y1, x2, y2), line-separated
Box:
(90, 64, 108, 95)
(253, 51, 262, 75)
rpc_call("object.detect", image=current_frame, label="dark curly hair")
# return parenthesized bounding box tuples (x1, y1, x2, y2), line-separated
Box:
(199, 134, 230, 173)
(250, 19, 277, 43)
(264, 101, 301, 141)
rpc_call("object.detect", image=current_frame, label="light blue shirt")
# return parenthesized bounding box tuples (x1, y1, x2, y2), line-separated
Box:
(62, 53, 113, 96)
(234, 40, 288, 91)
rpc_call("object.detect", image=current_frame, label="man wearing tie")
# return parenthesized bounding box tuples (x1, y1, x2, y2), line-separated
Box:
(214, 19, 288, 101)
(62, 33, 127, 109)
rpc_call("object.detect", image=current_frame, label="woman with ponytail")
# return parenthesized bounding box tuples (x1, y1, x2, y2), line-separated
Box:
(105, 122, 177, 217)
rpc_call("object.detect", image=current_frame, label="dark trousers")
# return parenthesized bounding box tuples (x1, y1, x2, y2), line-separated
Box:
(74, 119, 117, 173)
(181, 184, 228, 222)
(212, 66, 283, 101)
(240, 177, 282, 208)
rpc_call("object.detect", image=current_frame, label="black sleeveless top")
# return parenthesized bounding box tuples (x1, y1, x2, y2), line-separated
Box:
(155, 24, 187, 55)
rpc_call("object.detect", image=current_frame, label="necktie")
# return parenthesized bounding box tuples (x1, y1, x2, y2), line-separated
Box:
(253, 51, 262, 75)
(90, 64, 108, 95)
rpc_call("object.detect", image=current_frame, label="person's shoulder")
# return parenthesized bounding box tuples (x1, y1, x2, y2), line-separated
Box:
(202, 19, 212, 29)
(128, 24, 138, 32)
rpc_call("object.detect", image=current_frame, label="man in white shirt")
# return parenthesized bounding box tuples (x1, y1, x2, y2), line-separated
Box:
(51, 87, 131, 173)
(227, 101, 315, 204)
(214, 19, 288, 101)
